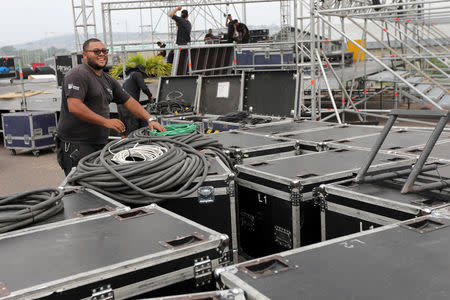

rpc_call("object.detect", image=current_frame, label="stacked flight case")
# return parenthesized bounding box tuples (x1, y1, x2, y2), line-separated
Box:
(0, 204, 230, 299)
(278, 123, 383, 151)
(158, 156, 239, 262)
(235, 148, 414, 257)
(35, 188, 128, 227)
(210, 130, 302, 165)
(315, 172, 450, 241)
(328, 129, 450, 152)
(240, 119, 337, 136)
(217, 210, 450, 299)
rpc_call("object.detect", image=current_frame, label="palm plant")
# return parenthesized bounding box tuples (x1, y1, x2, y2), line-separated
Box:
(110, 53, 171, 79)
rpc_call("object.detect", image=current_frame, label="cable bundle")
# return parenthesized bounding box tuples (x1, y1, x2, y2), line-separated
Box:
(68, 137, 210, 205)
(148, 91, 193, 115)
(130, 129, 233, 170)
(216, 111, 273, 125)
(111, 144, 167, 164)
(0, 188, 64, 233)
(147, 123, 198, 137)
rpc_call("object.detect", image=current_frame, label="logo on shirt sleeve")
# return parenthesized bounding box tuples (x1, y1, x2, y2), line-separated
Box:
(68, 83, 80, 91)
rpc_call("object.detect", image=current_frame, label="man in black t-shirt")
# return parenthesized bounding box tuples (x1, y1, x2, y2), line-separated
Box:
(225, 14, 236, 43)
(169, 5, 191, 45)
(234, 21, 249, 43)
(56, 38, 165, 175)
(204, 29, 214, 41)
(118, 64, 154, 137)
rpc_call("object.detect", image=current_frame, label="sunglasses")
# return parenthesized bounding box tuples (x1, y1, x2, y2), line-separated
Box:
(86, 48, 109, 55)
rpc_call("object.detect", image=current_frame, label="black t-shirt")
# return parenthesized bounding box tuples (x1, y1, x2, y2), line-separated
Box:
(172, 15, 191, 45)
(227, 21, 235, 42)
(57, 63, 130, 144)
(122, 71, 152, 101)
(237, 23, 249, 35)
(205, 33, 213, 39)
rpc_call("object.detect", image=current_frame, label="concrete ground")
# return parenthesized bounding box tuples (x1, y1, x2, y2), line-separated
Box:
(0, 141, 65, 195)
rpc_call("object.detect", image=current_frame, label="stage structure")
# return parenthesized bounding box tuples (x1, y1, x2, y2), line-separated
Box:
(70, 0, 449, 125)
(72, 0, 99, 52)
(100, 0, 295, 52)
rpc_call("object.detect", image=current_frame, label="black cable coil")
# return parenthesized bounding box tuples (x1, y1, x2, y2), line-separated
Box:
(216, 111, 273, 125)
(148, 91, 193, 115)
(130, 129, 233, 170)
(67, 137, 213, 205)
(0, 188, 65, 233)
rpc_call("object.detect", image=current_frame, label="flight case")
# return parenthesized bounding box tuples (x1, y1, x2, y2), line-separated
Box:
(217, 211, 450, 299)
(1, 111, 57, 156)
(159, 156, 239, 262)
(315, 175, 450, 241)
(0, 204, 230, 300)
(235, 148, 414, 257)
(210, 130, 302, 165)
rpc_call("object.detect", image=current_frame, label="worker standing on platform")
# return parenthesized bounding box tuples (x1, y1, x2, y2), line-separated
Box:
(55, 38, 165, 176)
(225, 14, 236, 43)
(168, 5, 191, 63)
(234, 20, 250, 43)
(169, 5, 191, 45)
(117, 64, 154, 137)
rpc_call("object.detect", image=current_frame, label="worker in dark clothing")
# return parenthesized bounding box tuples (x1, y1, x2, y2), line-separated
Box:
(204, 28, 214, 41)
(156, 41, 166, 58)
(55, 38, 165, 175)
(234, 21, 250, 43)
(225, 14, 236, 43)
(169, 5, 191, 45)
(117, 64, 154, 137)
(167, 6, 191, 64)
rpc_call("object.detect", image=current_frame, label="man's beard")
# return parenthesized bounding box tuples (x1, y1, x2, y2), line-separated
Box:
(87, 56, 107, 70)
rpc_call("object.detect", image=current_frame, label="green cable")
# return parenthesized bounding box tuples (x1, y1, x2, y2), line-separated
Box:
(148, 123, 197, 136)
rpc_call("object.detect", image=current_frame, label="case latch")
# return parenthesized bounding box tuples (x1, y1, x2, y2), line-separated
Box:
(91, 284, 114, 300)
(198, 186, 215, 204)
(274, 225, 292, 249)
(194, 256, 212, 287)
(313, 187, 328, 212)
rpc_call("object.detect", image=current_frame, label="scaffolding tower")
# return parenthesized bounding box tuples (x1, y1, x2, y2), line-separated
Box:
(72, 0, 98, 52)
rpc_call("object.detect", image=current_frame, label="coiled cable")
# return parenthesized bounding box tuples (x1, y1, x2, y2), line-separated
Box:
(111, 143, 167, 164)
(0, 188, 65, 233)
(67, 137, 210, 205)
(148, 123, 197, 137)
(130, 129, 233, 170)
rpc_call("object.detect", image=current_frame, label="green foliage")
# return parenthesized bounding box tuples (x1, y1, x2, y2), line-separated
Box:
(145, 55, 172, 78)
(110, 53, 172, 79)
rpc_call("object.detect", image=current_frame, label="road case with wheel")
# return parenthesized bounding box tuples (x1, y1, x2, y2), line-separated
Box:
(1, 111, 57, 156)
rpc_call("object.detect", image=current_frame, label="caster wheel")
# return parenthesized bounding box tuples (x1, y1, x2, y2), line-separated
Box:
(33, 151, 40, 157)
(10, 149, 16, 156)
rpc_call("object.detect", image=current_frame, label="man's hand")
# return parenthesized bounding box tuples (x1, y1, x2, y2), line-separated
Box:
(148, 121, 166, 132)
(104, 118, 126, 133)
